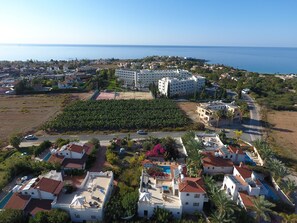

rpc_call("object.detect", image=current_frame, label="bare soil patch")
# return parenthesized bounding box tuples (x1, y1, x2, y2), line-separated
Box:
(116, 91, 153, 100)
(267, 110, 297, 170)
(177, 101, 200, 123)
(0, 95, 67, 143)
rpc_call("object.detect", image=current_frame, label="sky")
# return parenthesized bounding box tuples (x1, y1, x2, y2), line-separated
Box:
(0, 0, 297, 47)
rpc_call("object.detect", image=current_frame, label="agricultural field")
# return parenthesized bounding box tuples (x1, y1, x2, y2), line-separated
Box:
(0, 95, 68, 144)
(267, 110, 297, 171)
(45, 99, 190, 132)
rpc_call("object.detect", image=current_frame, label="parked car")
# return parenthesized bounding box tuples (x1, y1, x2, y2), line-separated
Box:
(137, 130, 147, 135)
(24, 134, 37, 140)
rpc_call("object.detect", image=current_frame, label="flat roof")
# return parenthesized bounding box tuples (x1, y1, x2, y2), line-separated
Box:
(56, 173, 112, 210)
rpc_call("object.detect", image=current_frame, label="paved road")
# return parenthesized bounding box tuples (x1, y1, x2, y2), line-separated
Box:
(220, 93, 263, 143)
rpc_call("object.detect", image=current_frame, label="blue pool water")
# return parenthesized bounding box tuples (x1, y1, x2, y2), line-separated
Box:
(0, 191, 13, 208)
(159, 166, 171, 174)
(244, 153, 256, 166)
(261, 180, 279, 201)
(162, 186, 169, 191)
(43, 152, 51, 161)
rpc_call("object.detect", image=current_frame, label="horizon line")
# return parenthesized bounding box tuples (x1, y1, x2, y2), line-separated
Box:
(0, 43, 297, 49)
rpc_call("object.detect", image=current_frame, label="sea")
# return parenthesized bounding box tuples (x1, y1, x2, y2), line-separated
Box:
(0, 44, 297, 74)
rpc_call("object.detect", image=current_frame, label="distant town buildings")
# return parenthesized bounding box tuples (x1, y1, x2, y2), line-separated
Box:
(115, 69, 192, 88)
(196, 101, 241, 127)
(158, 75, 205, 97)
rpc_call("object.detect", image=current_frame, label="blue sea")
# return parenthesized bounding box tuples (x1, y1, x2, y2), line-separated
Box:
(0, 44, 297, 74)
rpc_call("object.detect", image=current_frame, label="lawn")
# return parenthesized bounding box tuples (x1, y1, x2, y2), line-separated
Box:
(45, 99, 190, 132)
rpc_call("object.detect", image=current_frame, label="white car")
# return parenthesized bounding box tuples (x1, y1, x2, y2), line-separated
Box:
(24, 135, 37, 140)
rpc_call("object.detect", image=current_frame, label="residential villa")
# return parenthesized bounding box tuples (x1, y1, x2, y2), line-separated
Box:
(218, 145, 246, 165)
(196, 101, 241, 127)
(202, 151, 234, 175)
(48, 142, 94, 170)
(138, 160, 208, 219)
(2, 170, 114, 222)
(158, 75, 205, 97)
(52, 171, 114, 222)
(222, 164, 267, 211)
(115, 69, 192, 88)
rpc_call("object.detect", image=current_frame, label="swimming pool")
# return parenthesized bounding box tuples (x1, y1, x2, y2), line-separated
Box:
(244, 153, 256, 166)
(0, 191, 13, 208)
(159, 166, 171, 174)
(43, 152, 51, 161)
(260, 180, 279, 201)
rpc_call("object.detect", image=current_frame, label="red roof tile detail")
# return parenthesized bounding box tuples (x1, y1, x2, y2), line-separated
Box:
(228, 145, 245, 155)
(34, 178, 63, 195)
(83, 143, 95, 155)
(238, 192, 255, 209)
(202, 152, 233, 167)
(4, 193, 30, 210)
(24, 199, 52, 215)
(234, 165, 252, 179)
(68, 144, 84, 153)
(179, 177, 206, 193)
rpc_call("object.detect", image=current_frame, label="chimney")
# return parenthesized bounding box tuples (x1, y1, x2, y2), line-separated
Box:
(239, 162, 243, 167)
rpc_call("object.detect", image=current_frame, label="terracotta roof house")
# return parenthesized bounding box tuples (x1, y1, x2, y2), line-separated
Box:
(202, 151, 234, 175)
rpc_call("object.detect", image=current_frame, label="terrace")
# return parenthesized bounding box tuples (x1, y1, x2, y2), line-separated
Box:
(195, 133, 224, 151)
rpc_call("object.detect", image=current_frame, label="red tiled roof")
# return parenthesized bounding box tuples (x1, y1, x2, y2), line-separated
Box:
(228, 145, 245, 155)
(202, 152, 233, 167)
(83, 143, 95, 155)
(34, 178, 63, 195)
(234, 165, 252, 179)
(24, 199, 52, 215)
(179, 177, 206, 193)
(68, 144, 84, 153)
(4, 193, 30, 210)
(48, 154, 64, 164)
(238, 192, 255, 209)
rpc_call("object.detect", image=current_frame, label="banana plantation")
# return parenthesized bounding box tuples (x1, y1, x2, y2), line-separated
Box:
(45, 99, 189, 132)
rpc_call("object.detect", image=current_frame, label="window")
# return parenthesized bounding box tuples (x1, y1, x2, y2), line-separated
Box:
(193, 203, 200, 206)
(177, 212, 180, 215)
(74, 214, 80, 218)
(144, 210, 148, 217)
(31, 192, 34, 195)
(185, 202, 189, 205)
(186, 193, 190, 196)
(91, 216, 96, 219)
(24, 192, 28, 195)
(194, 194, 200, 198)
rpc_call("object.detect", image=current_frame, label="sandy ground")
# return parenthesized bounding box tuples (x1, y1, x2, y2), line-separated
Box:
(267, 111, 297, 170)
(70, 92, 94, 100)
(0, 95, 66, 143)
(176, 101, 200, 123)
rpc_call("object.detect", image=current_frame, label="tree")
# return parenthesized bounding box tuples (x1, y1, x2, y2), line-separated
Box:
(0, 209, 27, 223)
(121, 191, 138, 217)
(251, 196, 277, 223)
(234, 130, 243, 142)
(9, 134, 22, 149)
(226, 110, 234, 125)
(281, 179, 297, 198)
(151, 207, 174, 223)
(214, 110, 224, 127)
(279, 212, 297, 223)
(88, 138, 100, 149)
(267, 159, 288, 182)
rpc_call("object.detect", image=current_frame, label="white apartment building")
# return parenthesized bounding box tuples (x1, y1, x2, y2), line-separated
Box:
(115, 69, 192, 88)
(52, 171, 114, 222)
(158, 75, 205, 97)
(197, 101, 241, 127)
(138, 161, 207, 219)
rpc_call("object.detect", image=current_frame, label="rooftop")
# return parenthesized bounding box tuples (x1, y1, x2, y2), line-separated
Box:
(234, 165, 252, 179)
(4, 193, 30, 210)
(55, 172, 113, 210)
(238, 192, 255, 209)
(34, 178, 64, 195)
(202, 151, 233, 167)
(178, 177, 206, 193)
(24, 199, 52, 215)
(195, 133, 224, 151)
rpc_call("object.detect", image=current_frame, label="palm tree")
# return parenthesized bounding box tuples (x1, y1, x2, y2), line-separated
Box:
(212, 190, 238, 218)
(279, 212, 297, 223)
(226, 110, 234, 125)
(213, 110, 223, 127)
(281, 179, 297, 198)
(251, 195, 277, 223)
(267, 159, 288, 182)
(209, 211, 231, 223)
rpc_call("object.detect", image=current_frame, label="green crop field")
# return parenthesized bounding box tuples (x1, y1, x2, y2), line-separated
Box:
(45, 99, 190, 132)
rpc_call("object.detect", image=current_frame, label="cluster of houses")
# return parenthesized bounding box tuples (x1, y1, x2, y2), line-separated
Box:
(0, 135, 277, 221)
